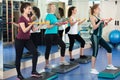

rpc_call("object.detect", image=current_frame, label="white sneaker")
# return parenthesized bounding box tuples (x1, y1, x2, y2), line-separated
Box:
(106, 64, 118, 70)
(60, 61, 70, 65)
(90, 69, 99, 74)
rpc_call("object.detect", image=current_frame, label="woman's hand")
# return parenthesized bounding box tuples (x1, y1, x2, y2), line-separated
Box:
(77, 18, 81, 22)
(78, 18, 86, 25)
(56, 21, 68, 26)
(101, 18, 113, 27)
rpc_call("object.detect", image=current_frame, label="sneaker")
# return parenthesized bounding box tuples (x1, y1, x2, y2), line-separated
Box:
(70, 58, 75, 61)
(60, 61, 70, 65)
(90, 69, 99, 74)
(80, 55, 87, 59)
(106, 64, 118, 70)
(17, 75, 25, 80)
(31, 71, 43, 78)
(44, 64, 52, 69)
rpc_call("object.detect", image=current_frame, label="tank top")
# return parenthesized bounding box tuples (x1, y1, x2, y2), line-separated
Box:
(68, 16, 78, 34)
(93, 15, 104, 37)
(30, 17, 40, 33)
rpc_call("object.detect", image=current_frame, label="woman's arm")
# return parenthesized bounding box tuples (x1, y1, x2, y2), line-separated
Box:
(19, 22, 33, 33)
(69, 17, 78, 26)
(32, 25, 42, 32)
(78, 19, 86, 25)
(12, 22, 19, 27)
(103, 18, 112, 26)
(90, 16, 102, 30)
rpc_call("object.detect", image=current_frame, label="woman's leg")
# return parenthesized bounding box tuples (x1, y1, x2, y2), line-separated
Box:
(68, 34, 75, 59)
(25, 39, 43, 77)
(56, 35, 65, 61)
(56, 35, 69, 65)
(15, 39, 24, 78)
(75, 34, 85, 56)
(99, 37, 117, 70)
(31, 33, 38, 48)
(25, 39, 38, 73)
(45, 34, 52, 67)
(91, 35, 99, 69)
(58, 30, 64, 39)
(99, 38, 112, 64)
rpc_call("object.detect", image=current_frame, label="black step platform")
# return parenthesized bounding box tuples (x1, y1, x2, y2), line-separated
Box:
(52, 62, 79, 73)
(22, 52, 40, 59)
(74, 55, 91, 64)
(4, 63, 15, 68)
(98, 67, 120, 79)
(24, 72, 58, 80)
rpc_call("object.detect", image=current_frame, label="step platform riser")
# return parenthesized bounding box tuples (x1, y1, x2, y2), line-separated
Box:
(52, 62, 79, 73)
(98, 67, 120, 79)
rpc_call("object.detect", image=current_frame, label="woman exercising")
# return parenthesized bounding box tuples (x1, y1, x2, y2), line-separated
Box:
(44, 3, 69, 69)
(15, 2, 42, 79)
(68, 6, 86, 61)
(58, 7, 65, 39)
(13, 6, 41, 56)
(90, 4, 117, 74)
(30, 6, 41, 49)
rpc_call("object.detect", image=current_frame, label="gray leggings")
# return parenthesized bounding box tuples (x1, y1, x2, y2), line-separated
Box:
(91, 35, 112, 57)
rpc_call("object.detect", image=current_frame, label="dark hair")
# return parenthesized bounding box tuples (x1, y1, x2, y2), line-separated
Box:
(32, 6, 40, 19)
(91, 4, 99, 15)
(58, 7, 64, 18)
(68, 6, 76, 17)
(20, 2, 31, 13)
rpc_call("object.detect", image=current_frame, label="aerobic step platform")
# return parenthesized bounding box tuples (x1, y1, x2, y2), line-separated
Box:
(24, 72, 58, 80)
(98, 67, 120, 79)
(52, 62, 79, 73)
(74, 55, 91, 64)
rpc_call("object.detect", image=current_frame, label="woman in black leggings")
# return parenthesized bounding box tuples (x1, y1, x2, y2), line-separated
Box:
(58, 7, 65, 39)
(15, 2, 42, 80)
(67, 6, 86, 61)
(90, 4, 117, 74)
(44, 3, 69, 69)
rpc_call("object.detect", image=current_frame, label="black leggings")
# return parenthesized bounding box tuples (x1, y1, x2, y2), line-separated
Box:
(91, 35, 112, 58)
(15, 38, 38, 75)
(30, 33, 40, 48)
(45, 34, 65, 60)
(58, 30, 64, 39)
(68, 34, 85, 51)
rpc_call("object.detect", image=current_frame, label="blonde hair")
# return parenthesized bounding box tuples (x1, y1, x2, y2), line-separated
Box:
(47, 2, 55, 13)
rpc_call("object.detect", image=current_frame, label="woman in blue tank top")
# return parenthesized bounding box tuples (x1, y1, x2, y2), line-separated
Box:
(44, 3, 69, 69)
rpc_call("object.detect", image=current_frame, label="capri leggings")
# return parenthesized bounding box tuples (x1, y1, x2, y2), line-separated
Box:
(68, 34, 85, 51)
(45, 34, 66, 60)
(91, 35, 112, 57)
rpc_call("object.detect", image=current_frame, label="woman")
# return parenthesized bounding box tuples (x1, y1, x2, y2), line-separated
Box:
(44, 3, 69, 69)
(58, 7, 65, 39)
(13, 7, 40, 55)
(68, 6, 86, 61)
(15, 2, 42, 80)
(90, 4, 117, 74)
(30, 6, 40, 50)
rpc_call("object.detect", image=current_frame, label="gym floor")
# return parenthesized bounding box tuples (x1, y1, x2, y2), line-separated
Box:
(4, 42, 120, 80)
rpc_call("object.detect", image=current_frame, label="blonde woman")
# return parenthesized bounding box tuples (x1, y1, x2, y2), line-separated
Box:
(44, 3, 69, 69)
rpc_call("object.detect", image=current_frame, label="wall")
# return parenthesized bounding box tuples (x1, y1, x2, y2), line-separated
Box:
(37, 0, 68, 20)
(72, 0, 89, 19)
(0, 0, 2, 3)
(100, 0, 120, 41)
